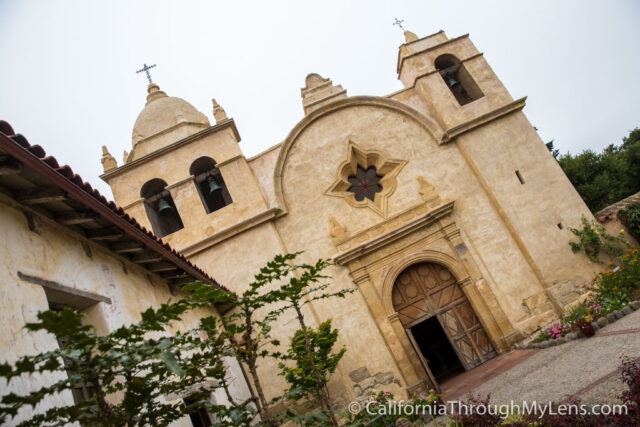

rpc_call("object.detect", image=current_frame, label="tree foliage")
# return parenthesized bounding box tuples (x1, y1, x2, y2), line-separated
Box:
(268, 256, 355, 427)
(1, 253, 354, 426)
(0, 299, 255, 426)
(185, 255, 295, 426)
(549, 127, 640, 213)
(278, 320, 345, 398)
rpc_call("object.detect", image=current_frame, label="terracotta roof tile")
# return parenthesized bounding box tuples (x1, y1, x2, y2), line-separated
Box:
(596, 191, 640, 221)
(0, 120, 226, 291)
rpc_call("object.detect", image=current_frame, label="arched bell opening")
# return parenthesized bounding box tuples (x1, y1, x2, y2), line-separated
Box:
(140, 178, 184, 238)
(392, 262, 496, 384)
(190, 156, 232, 214)
(434, 54, 483, 106)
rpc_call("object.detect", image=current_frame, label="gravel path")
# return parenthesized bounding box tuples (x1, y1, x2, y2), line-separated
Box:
(459, 308, 640, 406)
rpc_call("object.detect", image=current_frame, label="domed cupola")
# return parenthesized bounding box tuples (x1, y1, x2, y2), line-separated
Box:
(129, 83, 210, 161)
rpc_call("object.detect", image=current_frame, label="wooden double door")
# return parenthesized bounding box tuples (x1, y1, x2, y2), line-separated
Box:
(392, 263, 496, 376)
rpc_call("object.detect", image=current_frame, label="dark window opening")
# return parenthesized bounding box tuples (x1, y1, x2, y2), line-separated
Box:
(48, 298, 101, 408)
(347, 165, 383, 202)
(190, 157, 232, 214)
(141, 178, 184, 238)
(515, 170, 525, 184)
(184, 396, 212, 427)
(411, 316, 464, 381)
(56, 334, 99, 405)
(435, 54, 483, 106)
(557, 223, 563, 230)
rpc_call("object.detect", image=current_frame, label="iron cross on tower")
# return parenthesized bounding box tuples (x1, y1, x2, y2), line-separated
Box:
(392, 18, 405, 32)
(136, 63, 157, 84)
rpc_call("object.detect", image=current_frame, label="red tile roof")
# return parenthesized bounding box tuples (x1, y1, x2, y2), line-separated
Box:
(0, 120, 226, 291)
(596, 191, 640, 222)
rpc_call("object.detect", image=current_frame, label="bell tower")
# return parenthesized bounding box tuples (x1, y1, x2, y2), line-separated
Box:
(395, 30, 595, 312)
(100, 82, 270, 252)
(397, 30, 517, 132)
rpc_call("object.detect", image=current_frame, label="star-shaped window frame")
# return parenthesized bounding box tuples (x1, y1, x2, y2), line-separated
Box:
(325, 140, 406, 217)
(347, 165, 383, 202)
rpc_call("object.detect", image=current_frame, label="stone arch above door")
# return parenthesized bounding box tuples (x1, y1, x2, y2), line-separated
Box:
(381, 250, 469, 317)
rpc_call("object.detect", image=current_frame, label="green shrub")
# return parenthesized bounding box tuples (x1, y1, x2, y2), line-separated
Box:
(619, 202, 640, 242)
(569, 216, 628, 262)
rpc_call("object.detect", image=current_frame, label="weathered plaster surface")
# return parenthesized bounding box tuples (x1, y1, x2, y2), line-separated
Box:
(0, 200, 250, 425)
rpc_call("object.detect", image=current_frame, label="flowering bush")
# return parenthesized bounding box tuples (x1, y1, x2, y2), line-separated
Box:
(544, 322, 572, 339)
(531, 246, 639, 344)
(593, 248, 640, 304)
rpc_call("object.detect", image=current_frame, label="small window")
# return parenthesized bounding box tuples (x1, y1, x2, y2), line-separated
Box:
(190, 157, 232, 214)
(435, 54, 483, 106)
(56, 328, 100, 405)
(141, 178, 184, 238)
(184, 396, 213, 427)
(18, 272, 109, 410)
(346, 165, 383, 201)
(515, 170, 525, 184)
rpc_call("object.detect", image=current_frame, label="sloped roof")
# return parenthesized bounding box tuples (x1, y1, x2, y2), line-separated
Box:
(0, 120, 225, 291)
(596, 191, 640, 222)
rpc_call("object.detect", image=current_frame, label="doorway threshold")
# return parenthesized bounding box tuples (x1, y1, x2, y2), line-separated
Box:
(439, 349, 539, 400)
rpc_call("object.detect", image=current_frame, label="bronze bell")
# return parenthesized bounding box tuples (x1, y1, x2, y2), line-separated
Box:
(447, 75, 460, 88)
(207, 176, 222, 194)
(157, 197, 173, 215)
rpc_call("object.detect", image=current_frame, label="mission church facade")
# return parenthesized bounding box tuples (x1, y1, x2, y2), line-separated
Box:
(97, 29, 600, 402)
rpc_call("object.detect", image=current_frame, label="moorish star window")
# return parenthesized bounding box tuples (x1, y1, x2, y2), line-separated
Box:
(325, 140, 407, 217)
(347, 166, 383, 201)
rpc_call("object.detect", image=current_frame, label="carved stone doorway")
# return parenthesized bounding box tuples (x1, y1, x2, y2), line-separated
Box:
(392, 263, 497, 385)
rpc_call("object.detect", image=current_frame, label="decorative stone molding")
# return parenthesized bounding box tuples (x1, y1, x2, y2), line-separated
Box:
(101, 146, 117, 172)
(457, 276, 473, 289)
(397, 33, 470, 75)
(440, 97, 527, 144)
(334, 200, 455, 264)
(417, 176, 441, 206)
(328, 216, 348, 245)
(273, 96, 444, 216)
(331, 196, 519, 385)
(325, 140, 407, 218)
(100, 120, 240, 180)
(212, 98, 228, 123)
(180, 208, 279, 257)
(301, 74, 348, 115)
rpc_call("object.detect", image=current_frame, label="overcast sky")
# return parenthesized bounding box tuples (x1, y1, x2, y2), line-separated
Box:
(1, 0, 639, 198)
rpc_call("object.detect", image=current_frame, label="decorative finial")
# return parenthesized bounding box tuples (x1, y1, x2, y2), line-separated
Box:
(123, 150, 129, 164)
(212, 98, 228, 124)
(418, 176, 441, 206)
(328, 216, 348, 245)
(393, 18, 418, 43)
(393, 18, 405, 32)
(136, 63, 157, 84)
(101, 146, 117, 172)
